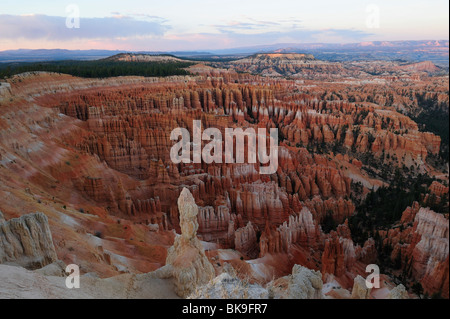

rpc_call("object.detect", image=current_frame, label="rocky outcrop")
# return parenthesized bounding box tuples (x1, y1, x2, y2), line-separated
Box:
(356, 238, 378, 264)
(322, 232, 346, 277)
(0, 82, 12, 100)
(304, 196, 354, 225)
(197, 205, 233, 243)
(164, 188, 215, 298)
(429, 181, 449, 198)
(259, 207, 321, 257)
(268, 264, 323, 299)
(387, 284, 409, 299)
(351, 275, 371, 299)
(400, 201, 421, 224)
(34, 260, 67, 277)
(420, 255, 449, 299)
(0, 212, 57, 270)
(412, 208, 449, 298)
(234, 221, 258, 259)
(397, 61, 440, 73)
(229, 182, 290, 227)
(227, 54, 343, 79)
(0, 263, 179, 299)
(189, 264, 268, 299)
(380, 206, 449, 298)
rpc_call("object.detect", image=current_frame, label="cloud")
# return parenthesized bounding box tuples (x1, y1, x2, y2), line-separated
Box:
(0, 14, 373, 51)
(112, 28, 373, 52)
(0, 14, 169, 41)
(209, 28, 374, 47)
(207, 17, 371, 45)
(211, 18, 302, 34)
(110, 12, 168, 23)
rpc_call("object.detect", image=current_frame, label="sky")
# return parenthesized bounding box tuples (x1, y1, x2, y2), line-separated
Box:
(0, 0, 448, 51)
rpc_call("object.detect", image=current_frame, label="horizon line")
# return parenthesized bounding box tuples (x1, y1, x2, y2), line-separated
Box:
(1, 39, 449, 54)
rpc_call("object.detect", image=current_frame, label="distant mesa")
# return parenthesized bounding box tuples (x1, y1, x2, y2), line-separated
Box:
(105, 53, 187, 63)
(227, 52, 341, 77)
(253, 52, 316, 60)
(396, 61, 441, 73)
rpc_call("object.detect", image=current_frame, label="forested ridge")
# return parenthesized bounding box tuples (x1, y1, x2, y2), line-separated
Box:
(0, 59, 193, 78)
